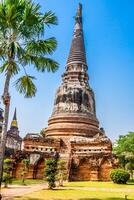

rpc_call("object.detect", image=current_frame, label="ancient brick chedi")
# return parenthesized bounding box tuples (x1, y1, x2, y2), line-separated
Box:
(43, 4, 117, 181)
(45, 4, 99, 141)
(14, 4, 117, 181)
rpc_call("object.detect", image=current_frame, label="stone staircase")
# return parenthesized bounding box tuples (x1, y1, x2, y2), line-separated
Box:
(59, 152, 72, 180)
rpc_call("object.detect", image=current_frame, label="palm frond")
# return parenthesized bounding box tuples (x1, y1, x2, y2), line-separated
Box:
(23, 1, 41, 27)
(19, 0, 43, 38)
(43, 11, 58, 26)
(0, 0, 22, 30)
(26, 37, 57, 56)
(30, 55, 59, 72)
(0, 60, 20, 76)
(15, 75, 37, 98)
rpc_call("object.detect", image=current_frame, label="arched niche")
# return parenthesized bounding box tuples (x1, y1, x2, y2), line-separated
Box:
(33, 158, 45, 179)
(72, 158, 92, 181)
(98, 158, 112, 181)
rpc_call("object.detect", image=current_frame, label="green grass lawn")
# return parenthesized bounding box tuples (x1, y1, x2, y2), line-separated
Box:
(65, 180, 134, 189)
(12, 179, 44, 185)
(14, 189, 134, 200)
(14, 181, 134, 200)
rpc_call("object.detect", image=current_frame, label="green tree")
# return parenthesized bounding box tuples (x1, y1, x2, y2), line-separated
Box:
(20, 159, 30, 185)
(0, 0, 59, 191)
(56, 160, 67, 186)
(45, 158, 57, 189)
(2, 158, 13, 188)
(125, 159, 134, 179)
(113, 132, 134, 178)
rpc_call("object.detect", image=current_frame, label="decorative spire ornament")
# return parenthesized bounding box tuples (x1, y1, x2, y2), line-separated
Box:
(10, 108, 18, 129)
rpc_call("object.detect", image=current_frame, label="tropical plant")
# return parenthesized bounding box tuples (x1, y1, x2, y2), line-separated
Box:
(113, 132, 134, 176)
(2, 158, 13, 188)
(110, 169, 130, 184)
(56, 160, 67, 186)
(45, 158, 57, 189)
(126, 161, 134, 180)
(20, 158, 30, 185)
(0, 0, 59, 189)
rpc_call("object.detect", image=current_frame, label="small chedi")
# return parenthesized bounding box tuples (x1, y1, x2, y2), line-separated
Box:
(6, 108, 22, 152)
(3, 4, 117, 181)
(0, 108, 22, 155)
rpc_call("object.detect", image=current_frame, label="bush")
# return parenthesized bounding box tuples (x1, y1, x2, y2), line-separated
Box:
(45, 158, 57, 189)
(110, 169, 130, 184)
(2, 159, 13, 187)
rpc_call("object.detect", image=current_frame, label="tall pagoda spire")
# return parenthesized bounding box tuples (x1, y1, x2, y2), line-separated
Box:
(67, 3, 87, 66)
(62, 3, 89, 87)
(10, 108, 18, 129)
(45, 3, 99, 140)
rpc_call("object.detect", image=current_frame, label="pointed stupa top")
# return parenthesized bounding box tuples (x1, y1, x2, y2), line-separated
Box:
(67, 3, 87, 66)
(11, 108, 18, 128)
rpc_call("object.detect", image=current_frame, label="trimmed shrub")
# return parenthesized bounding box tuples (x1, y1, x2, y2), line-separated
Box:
(2, 159, 13, 187)
(110, 169, 130, 184)
(45, 158, 57, 189)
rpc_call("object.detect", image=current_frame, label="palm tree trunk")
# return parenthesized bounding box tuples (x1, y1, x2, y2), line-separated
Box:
(0, 69, 11, 198)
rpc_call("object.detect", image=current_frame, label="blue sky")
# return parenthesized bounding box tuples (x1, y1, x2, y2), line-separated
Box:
(0, 0, 134, 141)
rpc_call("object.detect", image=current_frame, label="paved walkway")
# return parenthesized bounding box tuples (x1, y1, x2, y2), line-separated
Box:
(1, 184, 47, 200)
(1, 184, 134, 200)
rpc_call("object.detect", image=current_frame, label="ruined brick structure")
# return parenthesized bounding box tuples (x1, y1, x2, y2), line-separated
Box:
(19, 134, 60, 179)
(13, 4, 117, 181)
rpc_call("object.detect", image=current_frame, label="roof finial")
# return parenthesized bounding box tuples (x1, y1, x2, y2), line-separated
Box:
(75, 3, 82, 24)
(77, 3, 82, 17)
(13, 108, 17, 120)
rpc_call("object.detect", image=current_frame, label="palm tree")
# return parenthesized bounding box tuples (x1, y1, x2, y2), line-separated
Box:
(0, 0, 59, 194)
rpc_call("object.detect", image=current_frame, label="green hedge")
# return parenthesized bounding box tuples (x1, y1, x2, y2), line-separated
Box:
(110, 169, 130, 184)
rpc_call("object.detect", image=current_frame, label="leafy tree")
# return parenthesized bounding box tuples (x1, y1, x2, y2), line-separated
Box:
(2, 158, 13, 188)
(113, 132, 134, 176)
(56, 160, 67, 186)
(0, 0, 59, 188)
(45, 158, 57, 189)
(20, 159, 29, 185)
(126, 161, 134, 180)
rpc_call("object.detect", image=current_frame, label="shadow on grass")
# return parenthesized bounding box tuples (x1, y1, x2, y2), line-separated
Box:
(127, 180, 134, 185)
